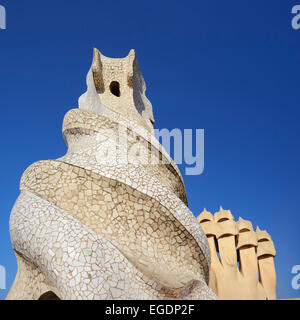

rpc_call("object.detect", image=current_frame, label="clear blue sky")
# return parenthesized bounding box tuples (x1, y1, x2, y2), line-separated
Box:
(0, 0, 299, 299)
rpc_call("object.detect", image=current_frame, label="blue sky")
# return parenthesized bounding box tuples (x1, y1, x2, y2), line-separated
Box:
(0, 0, 299, 299)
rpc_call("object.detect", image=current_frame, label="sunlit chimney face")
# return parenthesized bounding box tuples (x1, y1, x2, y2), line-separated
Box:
(91, 48, 155, 132)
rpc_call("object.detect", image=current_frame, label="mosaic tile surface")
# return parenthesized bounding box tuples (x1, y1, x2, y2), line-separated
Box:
(6, 49, 216, 300)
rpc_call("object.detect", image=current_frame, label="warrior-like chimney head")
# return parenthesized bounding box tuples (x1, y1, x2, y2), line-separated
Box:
(79, 48, 155, 132)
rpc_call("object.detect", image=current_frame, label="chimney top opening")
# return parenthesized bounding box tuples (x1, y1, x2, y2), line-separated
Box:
(110, 81, 120, 97)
